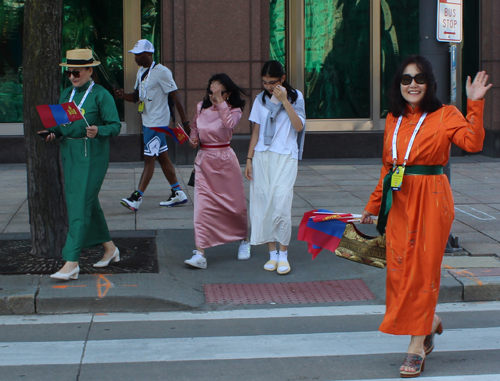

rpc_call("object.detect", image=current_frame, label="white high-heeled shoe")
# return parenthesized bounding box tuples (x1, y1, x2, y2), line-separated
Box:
(50, 266, 80, 280)
(93, 247, 120, 268)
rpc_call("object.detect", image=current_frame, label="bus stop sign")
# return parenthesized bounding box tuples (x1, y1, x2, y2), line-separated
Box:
(437, 0, 462, 42)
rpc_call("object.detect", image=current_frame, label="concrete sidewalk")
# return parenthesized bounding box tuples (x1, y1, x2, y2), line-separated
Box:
(1, 155, 499, 314)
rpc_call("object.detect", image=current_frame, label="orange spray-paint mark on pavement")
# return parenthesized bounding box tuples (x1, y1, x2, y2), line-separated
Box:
(443, 265, 484, 286)
(456, 270, 484, 286)
(96, 274, 113, 298)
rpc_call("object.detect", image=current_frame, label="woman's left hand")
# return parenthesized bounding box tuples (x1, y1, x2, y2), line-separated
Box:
(86, 125, 98, 139)
(466, 71, 493, 101)
(273, 85, 288, 103)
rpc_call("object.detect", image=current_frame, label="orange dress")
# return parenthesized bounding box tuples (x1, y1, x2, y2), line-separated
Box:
(365, 99, 485, 336)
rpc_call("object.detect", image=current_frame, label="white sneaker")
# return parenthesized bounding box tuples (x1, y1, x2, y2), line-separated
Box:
(120, 191, 142, 211)
(184, 250, 207, 269)
(237, 240, 251, 260)
(159, 189, 188, 207)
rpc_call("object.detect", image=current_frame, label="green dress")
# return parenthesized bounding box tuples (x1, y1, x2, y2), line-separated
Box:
(51, 81, 121, 261)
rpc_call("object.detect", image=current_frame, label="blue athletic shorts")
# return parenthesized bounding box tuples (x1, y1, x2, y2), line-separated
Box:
(143, 126, 168, 156)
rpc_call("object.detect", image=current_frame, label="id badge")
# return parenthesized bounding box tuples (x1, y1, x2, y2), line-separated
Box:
(138, 101, 144, 114)
(391, 166, 405, 191)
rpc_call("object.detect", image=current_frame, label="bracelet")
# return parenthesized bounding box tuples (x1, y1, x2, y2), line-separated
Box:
(182, 121, 190, 126)
(246, 157, 252, 162)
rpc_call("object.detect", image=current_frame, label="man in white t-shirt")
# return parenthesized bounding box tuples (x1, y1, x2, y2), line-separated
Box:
(115, 39, 190, 211)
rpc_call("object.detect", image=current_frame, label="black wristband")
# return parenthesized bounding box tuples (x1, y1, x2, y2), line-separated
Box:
(182, 121, 190, 126)
(246, 157, 252, 161)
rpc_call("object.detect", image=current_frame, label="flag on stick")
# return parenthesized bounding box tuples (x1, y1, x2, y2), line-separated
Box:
(36, 101, 84, 129)
(148, 124, 189, 144)
(311, 212, 361, 223)
(298, 209, 348, 259)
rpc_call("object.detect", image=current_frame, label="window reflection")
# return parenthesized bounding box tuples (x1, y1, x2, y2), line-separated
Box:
(62, 0, 124, 119)
(304, 0, 370, 119)
(141, 0, 162, 64)
(380, 0, 419, 117)
(0, 0, 24, 123)
(270, 0, 286, 67)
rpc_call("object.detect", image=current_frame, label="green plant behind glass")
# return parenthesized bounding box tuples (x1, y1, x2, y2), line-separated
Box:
(62, 0, 124, 120)
(142, 0, 161, 63)
(0, 0, 24, 123)
(270, 0, 285, 68)
(304, 0, 370, 119)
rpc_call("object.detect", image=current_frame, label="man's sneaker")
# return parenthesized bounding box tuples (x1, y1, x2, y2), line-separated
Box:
(159, 189, 188, 207)
(237, 240, 251, 260)
(120, 191, 142, 211)
(184, 250, 207, 269)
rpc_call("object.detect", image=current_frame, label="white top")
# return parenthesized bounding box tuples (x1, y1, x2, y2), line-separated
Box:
(249, 90, 305, 160)
(134, 63, 177, 127)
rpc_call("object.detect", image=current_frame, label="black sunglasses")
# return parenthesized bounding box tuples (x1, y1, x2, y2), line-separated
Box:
(65, 70, 82, 78)
(401, 73, 426, 85)
(208, 90, 228, 96)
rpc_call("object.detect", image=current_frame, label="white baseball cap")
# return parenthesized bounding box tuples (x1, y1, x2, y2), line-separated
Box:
(128, 39, 155, 54)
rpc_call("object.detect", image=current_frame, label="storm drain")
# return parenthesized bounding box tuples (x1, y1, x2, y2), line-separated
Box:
(204, 279, 375, 305)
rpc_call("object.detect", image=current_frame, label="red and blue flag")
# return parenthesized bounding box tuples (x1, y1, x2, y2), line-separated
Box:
(36, 101, 83, 129)
(298, 209, 347, 259)
(148, 124, 189, 145)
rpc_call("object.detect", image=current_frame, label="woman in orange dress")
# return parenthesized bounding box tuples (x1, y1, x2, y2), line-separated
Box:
(360, 55, 491, 378)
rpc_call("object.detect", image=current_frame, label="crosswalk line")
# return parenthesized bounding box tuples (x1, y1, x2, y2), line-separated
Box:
(1, 327, 499, 366)
(1, 301, 500, 325)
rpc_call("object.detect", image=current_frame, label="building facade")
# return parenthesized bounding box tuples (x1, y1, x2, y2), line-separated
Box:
(1, 0, 498, 163)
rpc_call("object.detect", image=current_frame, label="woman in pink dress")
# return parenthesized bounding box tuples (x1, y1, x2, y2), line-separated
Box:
(184, 73, 250, 269)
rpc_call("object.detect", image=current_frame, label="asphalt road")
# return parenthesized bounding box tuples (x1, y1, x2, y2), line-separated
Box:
(1, 302, 500, 381)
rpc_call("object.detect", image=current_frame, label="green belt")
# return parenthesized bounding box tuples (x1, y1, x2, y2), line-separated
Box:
(376, 165, 443, 235)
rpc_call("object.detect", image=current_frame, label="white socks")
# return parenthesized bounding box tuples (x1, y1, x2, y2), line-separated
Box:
(264, 250, 279, 270)
(278, 250, 289, 272)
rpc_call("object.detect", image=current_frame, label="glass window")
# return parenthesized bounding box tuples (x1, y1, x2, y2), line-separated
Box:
(62, 0, 124, 119)
(304, 0, 370, 119)
(462, 0, 479, 112)
(380, 0, 419, 117)
(141, 0, 161, 63)
(270, 0, 285, 67)
(0, 0, 24, 123)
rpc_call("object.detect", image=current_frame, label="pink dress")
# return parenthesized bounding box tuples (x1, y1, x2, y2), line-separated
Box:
(190, 101, 248, 249)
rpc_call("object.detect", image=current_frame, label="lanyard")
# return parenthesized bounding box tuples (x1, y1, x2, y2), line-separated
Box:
(69, 80, 95, 111)
(391, 112, 427, 167)
(139, 61, 155, 101)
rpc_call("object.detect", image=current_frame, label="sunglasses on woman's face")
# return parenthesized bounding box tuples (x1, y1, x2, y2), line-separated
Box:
(208, 90, 228, 96)
(401, 73, 426, 85)
(65, 70, 82, 78)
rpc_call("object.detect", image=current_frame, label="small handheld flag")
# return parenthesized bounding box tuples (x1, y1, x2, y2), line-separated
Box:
(148, 124, 189, 144)
(36, 101, 84, 129)
(298, 209, 378, 259)
(298, 209, 348, 259)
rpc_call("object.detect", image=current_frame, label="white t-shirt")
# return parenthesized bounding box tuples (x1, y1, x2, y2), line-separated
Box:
(135, 63, 178, 127)
(249, 90, 305, 160)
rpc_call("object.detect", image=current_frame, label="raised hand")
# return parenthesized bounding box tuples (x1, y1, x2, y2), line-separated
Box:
(209, 82, 225, 105)
(272, 85, 288, 103)
(466, 71, 493, 101)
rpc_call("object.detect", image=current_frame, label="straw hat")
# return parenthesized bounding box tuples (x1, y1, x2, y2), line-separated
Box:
(60, 49, 101, 67)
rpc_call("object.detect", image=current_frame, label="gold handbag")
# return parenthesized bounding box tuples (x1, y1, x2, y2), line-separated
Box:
(334, 223, 386, 269)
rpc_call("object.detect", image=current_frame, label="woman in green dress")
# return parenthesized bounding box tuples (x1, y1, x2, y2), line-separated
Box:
(40, 49, 121, 280)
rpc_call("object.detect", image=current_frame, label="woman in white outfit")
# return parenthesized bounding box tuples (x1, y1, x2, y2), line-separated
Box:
(245, 60, 306, 275)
